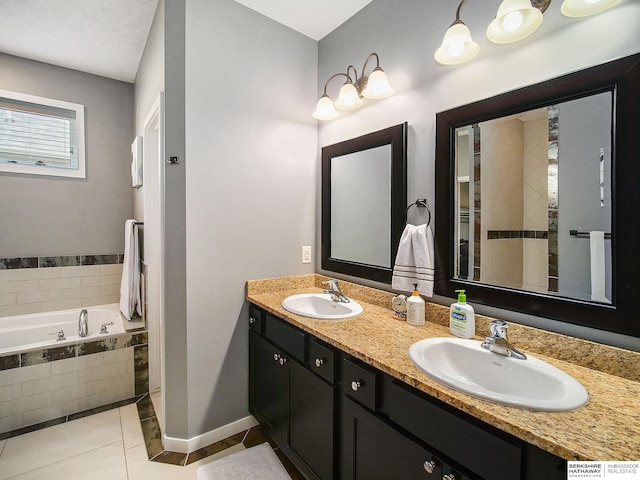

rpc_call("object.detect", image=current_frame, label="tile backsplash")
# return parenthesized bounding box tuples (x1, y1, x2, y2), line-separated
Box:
(0, 254, 124, 317)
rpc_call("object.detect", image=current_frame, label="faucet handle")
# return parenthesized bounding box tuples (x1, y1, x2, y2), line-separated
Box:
(49, 330, 66, 341)
(489, 319, 508, 339)
(322, 279, 339, 289)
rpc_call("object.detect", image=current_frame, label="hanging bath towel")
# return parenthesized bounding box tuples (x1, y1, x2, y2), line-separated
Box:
(392, 223, 435, 296)
(119, 219, 142, 320)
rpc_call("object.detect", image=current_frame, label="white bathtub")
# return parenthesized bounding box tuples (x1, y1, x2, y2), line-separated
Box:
(0, 304, 126, 355)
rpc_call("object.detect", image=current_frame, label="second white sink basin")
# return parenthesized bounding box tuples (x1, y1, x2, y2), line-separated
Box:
(282, 293, 363, 319)
(409, 337, 588, 411)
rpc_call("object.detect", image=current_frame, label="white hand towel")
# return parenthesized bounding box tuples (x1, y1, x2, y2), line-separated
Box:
(119, 219, 142, 320)
(392, 223, 435, 296)
(589, 231, 608, 303)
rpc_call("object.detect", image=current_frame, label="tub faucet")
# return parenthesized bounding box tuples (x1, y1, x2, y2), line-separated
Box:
(481, 320, 527, 360)
(322, 279, 350, 303)
(78, 309, 88, 337)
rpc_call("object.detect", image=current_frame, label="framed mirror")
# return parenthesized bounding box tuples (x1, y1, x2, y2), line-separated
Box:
(435, 54, 640, 337)
(322, 123, 407, 283)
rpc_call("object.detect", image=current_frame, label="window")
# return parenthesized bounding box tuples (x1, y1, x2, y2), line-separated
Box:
(0, 89, 85, 178)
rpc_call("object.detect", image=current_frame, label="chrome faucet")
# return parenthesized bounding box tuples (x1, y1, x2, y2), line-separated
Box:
(78, 309, 88, 337)
(481, 320, 527, 360)
(322, 279, 350, 303)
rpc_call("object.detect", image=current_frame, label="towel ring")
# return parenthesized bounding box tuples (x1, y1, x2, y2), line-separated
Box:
(404, 199, 431, 226)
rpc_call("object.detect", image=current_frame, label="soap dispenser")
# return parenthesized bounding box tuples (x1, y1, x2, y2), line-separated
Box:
(406, 284, 425, 326)
(449, 289, 475, 338)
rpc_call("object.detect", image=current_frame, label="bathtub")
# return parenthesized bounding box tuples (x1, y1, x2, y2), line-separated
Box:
(0, 304, 126, 355)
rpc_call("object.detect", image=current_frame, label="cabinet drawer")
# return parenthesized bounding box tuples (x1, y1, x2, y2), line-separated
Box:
(388, 380, 522, 480)
(342, 357, 378, 411)
(248, 305, 263, 333)
(308, 338, 335, 384)
(265, 314, 305, 361)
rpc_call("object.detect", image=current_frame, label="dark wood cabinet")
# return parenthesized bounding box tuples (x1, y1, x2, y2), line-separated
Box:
(249, 304, 567, 480)
(288, 360, 335, 480)
(249, 313, 336, 480)
(342, 396, 444, 480)
(249, 331, 287, 444)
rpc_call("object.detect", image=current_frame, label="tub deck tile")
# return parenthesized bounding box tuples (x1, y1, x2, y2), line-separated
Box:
(0, 355, 20, 371)
(21, 345, 77, 366)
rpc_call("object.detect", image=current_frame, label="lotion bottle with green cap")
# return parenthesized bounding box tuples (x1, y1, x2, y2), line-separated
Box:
(449, 290, 475, 338)
(406, 283, 425, 326)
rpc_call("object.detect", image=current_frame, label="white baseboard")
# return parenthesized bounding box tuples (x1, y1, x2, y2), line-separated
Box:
(162, 415, 258, 454)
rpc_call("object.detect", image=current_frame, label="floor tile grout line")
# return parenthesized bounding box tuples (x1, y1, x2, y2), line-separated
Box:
(0, 440, 125, 480)
(118, 407, 132, 480)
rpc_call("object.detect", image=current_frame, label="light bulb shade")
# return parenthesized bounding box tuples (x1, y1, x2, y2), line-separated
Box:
(561, 0, 623, 17)
(487, 0, 543, 44)
(312, 95, 339, 120)
(362, 68, 394, 99)
(434, 22, 480, 65)
(335, 82, 364, 110)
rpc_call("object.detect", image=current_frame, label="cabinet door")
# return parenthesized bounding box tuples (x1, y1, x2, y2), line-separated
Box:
(342, 397, 443, 480)
(287, 360, 335, 480)
(249, 332, 287, 444)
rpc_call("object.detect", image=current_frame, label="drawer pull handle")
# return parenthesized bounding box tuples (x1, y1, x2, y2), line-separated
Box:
(273, 353, 280, 362)
(423, 460, 437, 474)
(249, 317, 256, 324)
(315, 358, 325, 368)
(279, 357, 288, 366)
(351, 380, 363, 391)
(443, 474, 458, 480)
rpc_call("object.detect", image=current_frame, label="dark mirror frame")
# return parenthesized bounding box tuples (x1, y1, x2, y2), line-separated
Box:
(322, 123, 407, 284)
(435, 53, 640, 338)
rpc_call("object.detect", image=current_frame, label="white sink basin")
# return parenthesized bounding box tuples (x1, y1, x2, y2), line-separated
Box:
(282, 293, 363, 319)
(408, 337, 588, 411)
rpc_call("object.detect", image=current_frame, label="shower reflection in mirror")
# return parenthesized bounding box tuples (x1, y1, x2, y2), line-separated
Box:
(454, 91, 612, 304)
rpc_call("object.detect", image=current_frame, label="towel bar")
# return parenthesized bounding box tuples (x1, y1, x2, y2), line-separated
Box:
(569, 229, 611, 239)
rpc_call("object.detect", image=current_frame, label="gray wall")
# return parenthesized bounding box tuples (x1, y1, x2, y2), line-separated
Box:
(0, 53, 134, 257)
(184, 0, 317, 438)
(558, 93, 613, 301)
(133, 0, 166, 223)
(317, 0, 640, 345)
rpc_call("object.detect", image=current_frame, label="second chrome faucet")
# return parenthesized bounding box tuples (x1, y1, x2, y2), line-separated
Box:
(481, 320, 527, 360)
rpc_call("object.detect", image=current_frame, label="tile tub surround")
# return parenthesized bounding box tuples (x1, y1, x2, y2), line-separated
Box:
(0, 262, 124, 318)
(0, 331, 148, 436)
(246, 274, 640, 461)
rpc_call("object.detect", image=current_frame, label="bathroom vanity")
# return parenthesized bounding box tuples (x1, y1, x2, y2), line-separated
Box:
(247, 275, 640, 480)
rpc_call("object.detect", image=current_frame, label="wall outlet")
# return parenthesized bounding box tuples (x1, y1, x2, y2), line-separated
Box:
(302, 246, 312, 264)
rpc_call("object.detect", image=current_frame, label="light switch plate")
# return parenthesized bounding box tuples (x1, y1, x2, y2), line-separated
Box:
(302, 246, 312, 264)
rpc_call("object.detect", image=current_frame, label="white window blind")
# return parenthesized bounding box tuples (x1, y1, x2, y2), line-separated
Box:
(0, 89, 85, 178)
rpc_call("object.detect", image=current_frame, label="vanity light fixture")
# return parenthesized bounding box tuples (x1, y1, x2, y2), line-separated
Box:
(435, 0, 624, 65)
(561, 0, 623, 17)
(312, 53, 394, 121)
(435, 0, 480, 65)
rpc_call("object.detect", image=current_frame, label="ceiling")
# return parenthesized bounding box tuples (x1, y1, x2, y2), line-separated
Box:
(0, 0, 371, 84)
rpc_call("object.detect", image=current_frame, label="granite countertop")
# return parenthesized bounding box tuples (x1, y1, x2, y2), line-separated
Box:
(246, 275, 640, 462)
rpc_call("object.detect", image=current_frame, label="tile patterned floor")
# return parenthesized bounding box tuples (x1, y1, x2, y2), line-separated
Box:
(0, 392, 305, 480)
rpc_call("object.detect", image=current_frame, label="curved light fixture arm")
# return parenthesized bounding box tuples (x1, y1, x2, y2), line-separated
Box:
(360, 53, 381, 79)
(455, 0, 469, 22)
(346, 65, 359, 84)
(354, 53, 382, 95)
(322, 72, 350, 96)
